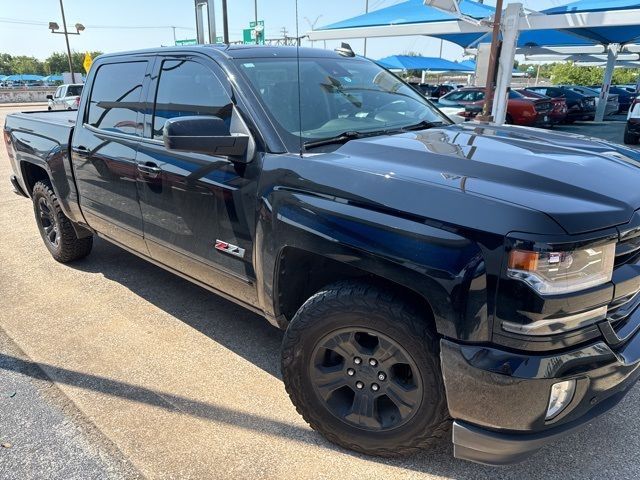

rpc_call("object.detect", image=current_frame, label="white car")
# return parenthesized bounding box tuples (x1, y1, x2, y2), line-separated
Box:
(47, 84, 84, 111)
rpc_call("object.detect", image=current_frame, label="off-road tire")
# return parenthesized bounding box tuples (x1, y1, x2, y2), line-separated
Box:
(281, 281, 450, 457)
(32, 180, 93, 263)
(624, 124, 639, 145)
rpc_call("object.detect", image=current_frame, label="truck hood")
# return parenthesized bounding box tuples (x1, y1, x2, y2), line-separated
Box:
(333, 123, 640, 235)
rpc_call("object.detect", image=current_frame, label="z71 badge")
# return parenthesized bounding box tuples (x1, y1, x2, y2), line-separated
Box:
(214, 240, 245, 258)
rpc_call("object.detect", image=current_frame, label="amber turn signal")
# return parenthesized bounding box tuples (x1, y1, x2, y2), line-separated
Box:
(508, 250, 539, 272)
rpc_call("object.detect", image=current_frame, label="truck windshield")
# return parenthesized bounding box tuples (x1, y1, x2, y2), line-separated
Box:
(235, 56, 448, 151)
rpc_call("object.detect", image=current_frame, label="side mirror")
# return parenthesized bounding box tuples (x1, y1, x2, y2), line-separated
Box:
(163, 115, 249, 160)
(46, 94, 53, 100)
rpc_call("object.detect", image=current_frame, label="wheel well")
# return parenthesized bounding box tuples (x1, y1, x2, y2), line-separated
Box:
(275, 247, 436, 331)
(21, 162, 50, 197)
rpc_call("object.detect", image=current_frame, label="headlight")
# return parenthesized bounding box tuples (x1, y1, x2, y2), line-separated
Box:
(507, 242, 615, 295)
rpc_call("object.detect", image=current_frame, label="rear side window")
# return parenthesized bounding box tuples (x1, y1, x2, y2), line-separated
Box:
(87, 61, 147, 136)
(152, 59, 232, 140)
(67, 85, 83, 96)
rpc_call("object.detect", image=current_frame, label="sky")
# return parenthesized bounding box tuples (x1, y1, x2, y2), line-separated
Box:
(0, 0, 567, 62)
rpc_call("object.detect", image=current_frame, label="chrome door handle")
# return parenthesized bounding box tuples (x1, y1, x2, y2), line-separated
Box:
(137, 162, 162, 178)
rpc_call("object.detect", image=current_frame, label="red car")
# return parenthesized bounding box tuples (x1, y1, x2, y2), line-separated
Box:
(516, 89, 568, 125)
(438, 87, 553, 127)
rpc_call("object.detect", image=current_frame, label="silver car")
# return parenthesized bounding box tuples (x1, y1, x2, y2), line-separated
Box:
(47, 84, 84, 111)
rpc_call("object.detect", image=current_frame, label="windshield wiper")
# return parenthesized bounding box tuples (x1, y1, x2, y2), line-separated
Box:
(303, 131, 370, 149)
(400, 120, 447, 131)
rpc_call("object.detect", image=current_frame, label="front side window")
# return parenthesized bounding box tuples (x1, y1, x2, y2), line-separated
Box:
(54, 87, 63, 98)
(152, 59, 232, 140)
(87, 61, 146, 136)
(235, 56, 447, 151)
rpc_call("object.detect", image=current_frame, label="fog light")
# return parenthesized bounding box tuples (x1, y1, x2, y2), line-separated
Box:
(546, 380, 576, 420)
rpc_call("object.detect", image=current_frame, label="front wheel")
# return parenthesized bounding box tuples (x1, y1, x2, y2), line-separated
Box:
(281, 281, 449, 457)
(32, 180, 93, 263)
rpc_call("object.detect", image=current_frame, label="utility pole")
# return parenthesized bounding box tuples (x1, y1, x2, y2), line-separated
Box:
(304, 16, 322, 48)
(59, 0, 74, 80)
(363, 0, 369, 57)
(171, 26, 177, 44)
(478, 0, 503, 121)
(222, 0, 229, 43)
(49, 0, 84, 82)
(281, 27, 289, 39)
(254, 0, 259, 44)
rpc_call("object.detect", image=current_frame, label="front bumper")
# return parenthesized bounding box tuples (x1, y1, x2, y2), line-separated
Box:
(440, 303, 640, 465)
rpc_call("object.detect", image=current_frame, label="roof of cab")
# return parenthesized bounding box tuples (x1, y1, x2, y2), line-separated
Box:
(96, 44, 354, 61)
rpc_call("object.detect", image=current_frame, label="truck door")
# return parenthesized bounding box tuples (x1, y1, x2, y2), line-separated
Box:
(53, 86, 63, 109)
(135, 55, 259, 306)
(71, 59, 151, 254)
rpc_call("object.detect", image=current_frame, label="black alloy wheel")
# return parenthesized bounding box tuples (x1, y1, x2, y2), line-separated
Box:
(36, 196, 60, 249)
(310, 327, 422, 432)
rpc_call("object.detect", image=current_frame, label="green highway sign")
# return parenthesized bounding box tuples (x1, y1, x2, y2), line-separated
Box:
(175, 39, 197, 46)
(243, 20, 265, 45)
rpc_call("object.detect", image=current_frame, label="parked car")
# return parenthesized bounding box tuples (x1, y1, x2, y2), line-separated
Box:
(46, 83, 84, 111)
(411, 83, 456, 99)
(516, 88, 567, 125)
(591, 85, 636, 113)
(524, 86, 596, 122)
(624, 96, 640, 144)
(438, 87, 553, 127)
(5, 45, 640, 466)
(617, 84, 639, 94)
(564, 85, 618, 117)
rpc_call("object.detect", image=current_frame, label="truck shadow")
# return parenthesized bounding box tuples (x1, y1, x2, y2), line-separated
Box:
(63, 238, 639, 479)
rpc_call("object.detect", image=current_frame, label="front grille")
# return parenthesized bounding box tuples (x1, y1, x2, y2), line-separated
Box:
(615, 233, 640, 267)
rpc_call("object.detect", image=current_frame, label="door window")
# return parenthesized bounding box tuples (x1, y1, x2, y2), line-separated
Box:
(54, 87, 63, 98)
(152, 59, 233, 140)
(87, 61, 147, 136)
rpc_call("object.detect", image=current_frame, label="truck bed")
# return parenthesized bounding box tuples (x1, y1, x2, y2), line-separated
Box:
(8, 109, 77, 127)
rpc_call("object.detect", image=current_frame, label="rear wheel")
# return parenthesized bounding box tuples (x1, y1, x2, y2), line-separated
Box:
(32, 180, 93, 263)
(505, 114, 514, 125)
(281, 281, 449, 457)
(624, 124, 639, 145)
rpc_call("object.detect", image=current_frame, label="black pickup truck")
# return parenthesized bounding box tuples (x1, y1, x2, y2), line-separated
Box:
(4, 45, 640, 465)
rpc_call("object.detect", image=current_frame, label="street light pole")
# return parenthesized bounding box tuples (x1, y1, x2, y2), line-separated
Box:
(59, 0, 75, 81)
(363, 0, 369, 57)
(221, 0, 229, 43)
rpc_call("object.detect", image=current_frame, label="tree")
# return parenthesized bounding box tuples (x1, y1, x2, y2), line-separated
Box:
(9, 56, 45, 75)
(0, 53, 12, 75)
(43, 51, 103, 74)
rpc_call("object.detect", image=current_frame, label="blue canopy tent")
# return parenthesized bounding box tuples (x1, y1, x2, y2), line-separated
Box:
(42, 74, 64, 83)
(320, 0, 494, 32)
(5, 74, 45, 82)
(377, 55, 473, 72)
(432, 1, 640, 49)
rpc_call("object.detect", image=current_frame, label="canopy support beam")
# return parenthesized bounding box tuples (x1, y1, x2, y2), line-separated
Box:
(492, 3, 522, 126)
(595, 43, 619, 122)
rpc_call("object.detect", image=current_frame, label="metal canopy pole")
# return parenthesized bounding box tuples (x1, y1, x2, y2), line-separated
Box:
(207, 0, 217, 43)
(492, 3, 522, 125)
(195, 1, 205, 44)
(595, 43, 619, 122)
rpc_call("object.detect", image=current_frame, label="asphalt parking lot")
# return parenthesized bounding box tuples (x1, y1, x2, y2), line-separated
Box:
(1, 103, 639, 480)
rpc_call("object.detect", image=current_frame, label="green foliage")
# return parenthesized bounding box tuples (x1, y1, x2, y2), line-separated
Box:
(0, 51, 103, 76)
(518, 62, 639, 86)
(45, 51, 103, 74)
